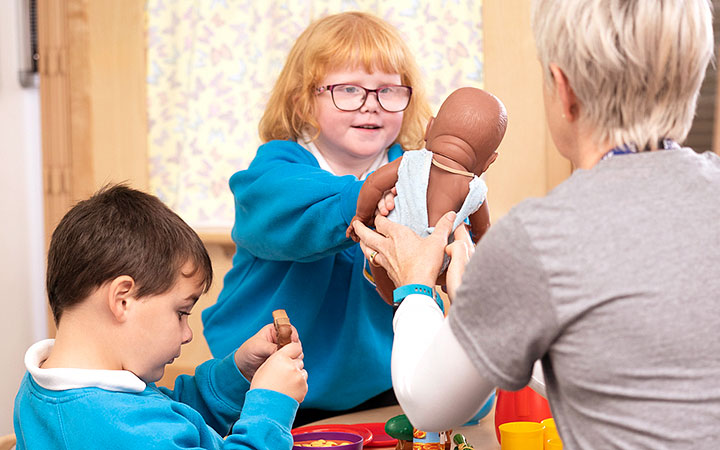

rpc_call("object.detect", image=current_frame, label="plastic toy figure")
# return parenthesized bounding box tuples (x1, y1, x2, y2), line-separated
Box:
(385, 414, 453, 450)
(412, 428, 448, 449)
(347, 87, 507, 303)
(452, 433, 474, 450)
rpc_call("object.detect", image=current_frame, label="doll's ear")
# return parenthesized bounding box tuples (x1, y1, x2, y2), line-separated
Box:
(424, 117, 435, 141)
(480, 152, 499, 173)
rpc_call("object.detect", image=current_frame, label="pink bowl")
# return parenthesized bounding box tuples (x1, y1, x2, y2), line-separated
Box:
(293, 431, 364, 449)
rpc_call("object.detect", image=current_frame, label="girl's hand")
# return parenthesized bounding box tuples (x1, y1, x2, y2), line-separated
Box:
(346, 187, 398, 242)
(353, 211, 457, 288)
(250, 342, 308, 403)
(376, 187, 397, 217)
(234, 323, 300, 381)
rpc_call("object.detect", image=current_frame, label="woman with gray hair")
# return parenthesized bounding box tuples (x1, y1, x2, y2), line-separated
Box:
(352, 0, 720, 448)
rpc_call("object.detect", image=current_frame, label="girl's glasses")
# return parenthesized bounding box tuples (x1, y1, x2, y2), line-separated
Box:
(316, 84, 412, 112)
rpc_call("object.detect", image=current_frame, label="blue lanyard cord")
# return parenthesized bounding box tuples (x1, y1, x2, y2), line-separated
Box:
(602, 138, 680, 160)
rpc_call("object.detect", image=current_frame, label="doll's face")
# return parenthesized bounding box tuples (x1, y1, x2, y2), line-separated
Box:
(313, 66, 404, 177)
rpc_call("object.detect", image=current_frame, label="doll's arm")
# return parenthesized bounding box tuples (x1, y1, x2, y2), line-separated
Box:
(346, 157, 402, 241)
(356, 158, 402, 223)
(468, 201, 491, 244)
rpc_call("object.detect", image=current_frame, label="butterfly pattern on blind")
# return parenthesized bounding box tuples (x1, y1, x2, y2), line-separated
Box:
(147, 0, 485, 228)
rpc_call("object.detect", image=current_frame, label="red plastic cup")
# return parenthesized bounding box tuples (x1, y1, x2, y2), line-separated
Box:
(494, 386, 553, 443)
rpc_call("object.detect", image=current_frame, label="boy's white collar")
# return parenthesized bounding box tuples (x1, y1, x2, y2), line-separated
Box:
(25, 339, 146, 393)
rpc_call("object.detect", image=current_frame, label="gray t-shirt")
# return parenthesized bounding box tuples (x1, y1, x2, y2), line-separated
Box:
(449, 148, 720, 449)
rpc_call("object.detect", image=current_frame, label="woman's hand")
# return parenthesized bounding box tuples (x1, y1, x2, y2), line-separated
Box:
(353, 211, 457, 288)
(444, 225, 475, 301)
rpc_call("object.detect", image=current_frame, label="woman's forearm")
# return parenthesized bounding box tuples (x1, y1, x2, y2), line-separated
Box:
(391, 294, 495, 431)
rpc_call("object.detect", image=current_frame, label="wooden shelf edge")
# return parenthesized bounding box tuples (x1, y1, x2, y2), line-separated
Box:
(196, 228, 234, 247)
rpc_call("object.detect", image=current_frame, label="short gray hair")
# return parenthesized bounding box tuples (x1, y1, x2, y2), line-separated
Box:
(531, 0, 713, 149)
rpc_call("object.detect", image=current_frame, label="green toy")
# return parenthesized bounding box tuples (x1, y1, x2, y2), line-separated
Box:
(384, 414, 414, 441)
(453, 433, 475, 450)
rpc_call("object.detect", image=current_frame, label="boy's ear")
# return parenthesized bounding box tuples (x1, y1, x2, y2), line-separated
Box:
(107, 275, 136, 323)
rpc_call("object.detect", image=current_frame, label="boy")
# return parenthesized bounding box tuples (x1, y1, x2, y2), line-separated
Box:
(14, 185, 308, 449)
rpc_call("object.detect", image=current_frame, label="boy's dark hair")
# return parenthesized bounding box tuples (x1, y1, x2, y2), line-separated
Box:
(47, 184, 213, 324)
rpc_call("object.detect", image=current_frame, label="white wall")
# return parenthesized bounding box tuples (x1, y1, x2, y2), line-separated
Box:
(0, 0, 47, 436)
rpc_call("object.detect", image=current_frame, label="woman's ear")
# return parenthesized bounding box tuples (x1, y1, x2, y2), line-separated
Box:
(107, 275, 136, 323)
(548, 63, 579, 121)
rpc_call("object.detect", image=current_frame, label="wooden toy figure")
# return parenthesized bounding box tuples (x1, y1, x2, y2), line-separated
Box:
(272, 309, 292, 349)
(347, 87, 507, 303)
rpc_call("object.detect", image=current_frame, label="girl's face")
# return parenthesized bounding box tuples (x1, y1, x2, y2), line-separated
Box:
(314, 67, 404, 177)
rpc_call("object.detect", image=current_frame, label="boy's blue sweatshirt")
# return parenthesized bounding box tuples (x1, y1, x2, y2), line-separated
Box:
(14, 340, 298, 449)
(202, 140, 403, 410)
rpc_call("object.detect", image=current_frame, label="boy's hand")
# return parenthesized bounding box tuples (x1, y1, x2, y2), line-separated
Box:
(234, 323, 300, 381)
(250, 342, 308, 403)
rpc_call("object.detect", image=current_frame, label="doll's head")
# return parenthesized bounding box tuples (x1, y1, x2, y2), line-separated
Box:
(425, 87, 508, 176)
(259, 11, 432, 150)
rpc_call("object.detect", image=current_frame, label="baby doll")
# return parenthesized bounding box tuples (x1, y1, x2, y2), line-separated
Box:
(347, 87, 507, 304)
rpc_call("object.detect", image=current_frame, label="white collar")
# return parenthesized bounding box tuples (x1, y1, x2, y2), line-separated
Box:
(297, 134, 389, 180)
(25, 339, 146, 393)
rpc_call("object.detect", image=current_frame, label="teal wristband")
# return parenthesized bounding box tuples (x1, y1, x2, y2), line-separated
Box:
(392, 284, 444, 314)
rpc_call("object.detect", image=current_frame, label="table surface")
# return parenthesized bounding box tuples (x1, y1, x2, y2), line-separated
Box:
(304, 405, 501, 450)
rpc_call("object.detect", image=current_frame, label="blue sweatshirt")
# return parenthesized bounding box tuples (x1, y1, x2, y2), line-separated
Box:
(14, 340, 298, 449)
(202, 140, 404, 410)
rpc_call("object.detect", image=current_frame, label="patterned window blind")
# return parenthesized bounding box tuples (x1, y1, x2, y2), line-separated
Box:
(147, 1, 484, 228)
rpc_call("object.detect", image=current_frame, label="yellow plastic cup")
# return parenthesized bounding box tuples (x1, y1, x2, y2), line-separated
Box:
(546, 438, 563, 449)
(499, 421, 544, 450)
(541, 418, 560, 443)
